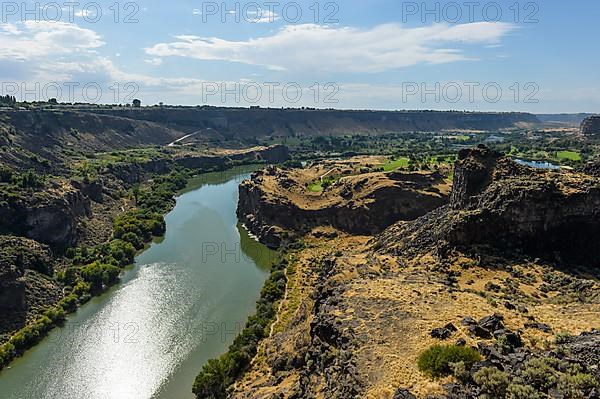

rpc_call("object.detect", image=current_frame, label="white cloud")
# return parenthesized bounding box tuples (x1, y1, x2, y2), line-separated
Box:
(74, 9, 96, 18)
(0, 23, 21, 35)
(145, 22, 516, 73)
(145, 58, 163, 66)
(0, 20, 209, 103)
(0, 21, 104, 60)
(247, 9, 280, 23)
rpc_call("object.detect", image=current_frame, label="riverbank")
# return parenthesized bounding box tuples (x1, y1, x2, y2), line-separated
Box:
(0, 168, 189, 370)
(0, 166, 280, 399)
(0, 156, 286, 373)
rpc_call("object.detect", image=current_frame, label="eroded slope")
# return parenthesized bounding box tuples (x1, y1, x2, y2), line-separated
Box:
(232, 147, 600, 399)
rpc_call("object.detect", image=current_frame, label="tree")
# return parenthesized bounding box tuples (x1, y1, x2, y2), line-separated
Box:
(0, 95, 16, 106)
(193, 358, 230, 399)
(131, 185, 140, 205)
(20, 170, 44, 189)
(0, 166, 13, 183)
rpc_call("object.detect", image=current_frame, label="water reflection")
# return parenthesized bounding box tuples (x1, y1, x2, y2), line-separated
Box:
(0, 168, 274, 399)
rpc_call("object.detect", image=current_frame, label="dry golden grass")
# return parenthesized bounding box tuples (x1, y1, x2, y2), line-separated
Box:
(232, 235, 600, 399)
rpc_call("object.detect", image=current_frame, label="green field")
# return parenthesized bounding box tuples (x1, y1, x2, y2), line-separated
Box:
(307, 181, 324, 192)
(556, 151, 582, 161)
(381, 157, 410, 172)
(307, 176, 336, 192)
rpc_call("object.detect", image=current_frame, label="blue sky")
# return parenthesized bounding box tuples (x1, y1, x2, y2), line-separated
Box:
(0, 0, 599, 112)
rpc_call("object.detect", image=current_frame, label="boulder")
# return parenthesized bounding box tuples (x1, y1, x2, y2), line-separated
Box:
(478, 313, 505, 333)
(393, 388, 417, 399)
(493, 329, 523, 349)
(524, 321, 552, 333)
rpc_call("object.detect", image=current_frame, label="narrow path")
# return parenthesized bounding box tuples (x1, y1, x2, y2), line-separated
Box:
(166, 131, 200, 147)
(269, 266, 290, 338)
(319, 168, 336, 182)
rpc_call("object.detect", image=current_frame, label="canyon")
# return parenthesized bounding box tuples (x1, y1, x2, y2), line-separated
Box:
(0, 107, 598, 399)
(233, 146, 600, 399)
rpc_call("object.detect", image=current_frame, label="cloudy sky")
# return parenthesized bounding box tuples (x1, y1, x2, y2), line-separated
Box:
(1, 0, 598, 112)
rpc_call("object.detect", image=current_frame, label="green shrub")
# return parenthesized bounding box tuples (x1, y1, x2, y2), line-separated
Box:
(450, 361, 470, 382)
(65, 247, 77, 259)
(417, 344, 482, 378)
(555, 332, 573, 344)
(0, 342, 15, 367)
(506, 383, 541, 399)
(19, 169, 44, 189)
(121, 232, 144, 250)
(107, 239, 136, 266)
(520, 358, 559, 390)
(8, 316, 53, 351)
(193, 358, 231, 399)
(0, 166, 13, 183)
(81, 262, 120, 291)
(558, 373, 598, 398)
(114, 211, 165, 241)
(474, 367, 510, 398)
(58, 293, 78, 313)
(57, 266, 78, 286)
(72, 280, 91, 297)
(43, 306, 66, 323)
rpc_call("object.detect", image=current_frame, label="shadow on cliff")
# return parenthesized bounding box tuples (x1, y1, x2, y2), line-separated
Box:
(376, 145, 600, 273)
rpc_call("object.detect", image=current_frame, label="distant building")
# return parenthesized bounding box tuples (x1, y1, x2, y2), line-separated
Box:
(132, 99, 141, 108)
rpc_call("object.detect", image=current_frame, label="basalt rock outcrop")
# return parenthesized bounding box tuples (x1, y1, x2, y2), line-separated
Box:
(175, 145, 290, 172)
(70, 179, 104, 203)
(416, 329, 600, 399)
(88, 108, 540, 138)
(0, 183, 92, 249)
(0, 236, 59, 338)
(581, 115, 600, 136)
(231, 147, 600, 399)
(229, 144, 290, 164)
(238, 166, 449, 248)
(105, 159, 172, 185)
(378, 145, 600, 266)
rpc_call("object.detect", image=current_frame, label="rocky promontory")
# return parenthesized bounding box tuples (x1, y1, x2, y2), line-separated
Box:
(231, 147, 600, 399)
(237, 157, 451, 248)
(378, 145, 600, 265)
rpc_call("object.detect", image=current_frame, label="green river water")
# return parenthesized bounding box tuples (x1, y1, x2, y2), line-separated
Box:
(0, 166, 276, 399)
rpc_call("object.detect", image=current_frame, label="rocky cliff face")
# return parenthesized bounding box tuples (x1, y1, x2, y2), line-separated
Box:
(237, 165, 449, 248)
(232, 148, 600, 399)
(88, 108, 540, 139)
(105, 159, 171, 185)
(0, 236, 59, 338)
(228, 144, 290, 164)
(26, 187, 92, 249)
(449, 146, 503, 209)
(232, 219, 600, 399)
(175, 145, 290, 173)
(378, 146, 600, 266)
(0, 183, 92, 249)
(581, 115, 600, 135)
